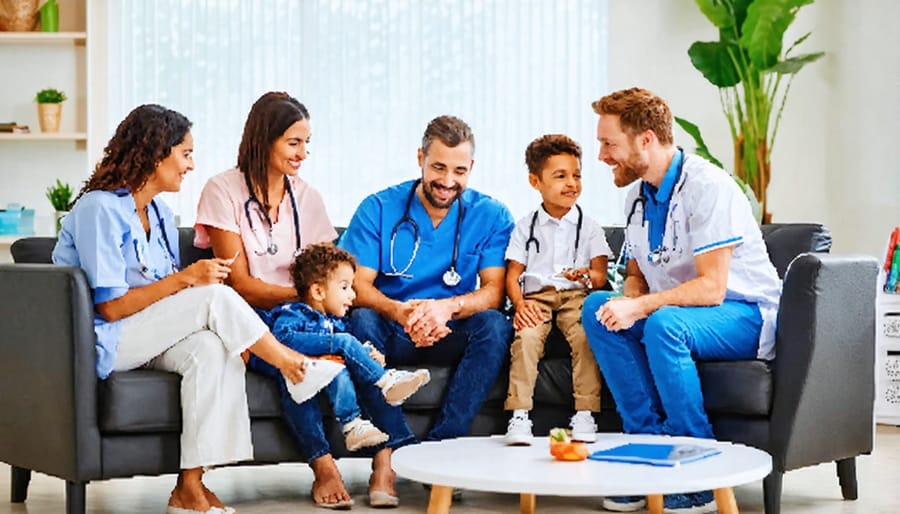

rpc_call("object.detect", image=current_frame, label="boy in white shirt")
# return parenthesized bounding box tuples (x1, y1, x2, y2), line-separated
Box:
(504, 134, 612, 445)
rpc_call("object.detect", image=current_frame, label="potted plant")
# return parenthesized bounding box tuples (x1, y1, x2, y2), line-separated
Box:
(34, 87, 67, 133)
(685, 0, 824, 222)
(46, 178, 73, 233)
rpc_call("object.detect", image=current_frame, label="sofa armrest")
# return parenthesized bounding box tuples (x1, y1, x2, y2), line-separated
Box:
(0, 264, 102, 481)
(769, 253, 878, 471)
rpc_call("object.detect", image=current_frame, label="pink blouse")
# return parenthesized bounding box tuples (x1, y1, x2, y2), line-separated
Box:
(195, 168, 338, 287)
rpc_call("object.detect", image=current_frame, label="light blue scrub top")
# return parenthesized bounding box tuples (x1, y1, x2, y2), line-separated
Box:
(52, 190, 180, 378)
(339, 179, 514, 302)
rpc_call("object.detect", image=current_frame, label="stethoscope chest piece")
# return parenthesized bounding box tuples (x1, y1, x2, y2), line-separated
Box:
(442, 268, 461, 287)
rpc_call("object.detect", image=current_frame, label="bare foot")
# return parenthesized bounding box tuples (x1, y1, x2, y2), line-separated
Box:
(310, 455, 352, 506)
(201, 483, 228, 510)
(169, 480, 211, 512)
(369, 448, 397, 497)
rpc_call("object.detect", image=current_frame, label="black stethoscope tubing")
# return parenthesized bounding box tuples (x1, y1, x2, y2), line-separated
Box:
(390, 179, 464, 286)
(524, 204, 583, 262)
(243, 176, 301, 256)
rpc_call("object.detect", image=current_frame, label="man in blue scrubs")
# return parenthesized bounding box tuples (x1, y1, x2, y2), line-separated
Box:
(583, 88, 781, 513)
(340, 115, 514, 441)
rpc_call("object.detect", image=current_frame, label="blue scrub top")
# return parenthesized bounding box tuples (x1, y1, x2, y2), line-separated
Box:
(339, 179, 514, 302)
(52, 190, 180, 378)
(642, 149, 683, 251)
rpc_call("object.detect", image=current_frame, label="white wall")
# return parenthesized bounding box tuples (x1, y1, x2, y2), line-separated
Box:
(3, 0, 897, 256)
(607, 0, 900, 256)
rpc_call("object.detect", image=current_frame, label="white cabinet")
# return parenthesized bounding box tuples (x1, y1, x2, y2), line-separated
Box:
(875, 291, 900, 425)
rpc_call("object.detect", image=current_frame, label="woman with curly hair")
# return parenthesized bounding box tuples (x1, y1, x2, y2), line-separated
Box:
(195, 92, 416, 509)
(52, 104, 309, 514)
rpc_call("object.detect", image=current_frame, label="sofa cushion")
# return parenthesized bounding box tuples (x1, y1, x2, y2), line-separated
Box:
(99, 369, 287, 433)
(698, 360, 772, 416)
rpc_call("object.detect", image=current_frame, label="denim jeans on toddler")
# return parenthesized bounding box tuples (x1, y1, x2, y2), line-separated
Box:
(350, 307, 513, 441)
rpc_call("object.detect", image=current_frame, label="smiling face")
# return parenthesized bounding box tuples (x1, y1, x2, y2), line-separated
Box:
(596, 114, 648, 188)
(320, 262, 357, 318)
(150, 132, 194, 193)
(530, 153, 581, 219)
(416, 139, 473, 211)
(267, 118, 311, 180)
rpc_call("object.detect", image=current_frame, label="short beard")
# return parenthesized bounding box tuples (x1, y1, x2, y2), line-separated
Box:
(422, 181, 460, 209)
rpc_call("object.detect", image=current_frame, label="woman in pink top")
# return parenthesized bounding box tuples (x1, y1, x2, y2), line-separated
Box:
(195, 92, 414, 509)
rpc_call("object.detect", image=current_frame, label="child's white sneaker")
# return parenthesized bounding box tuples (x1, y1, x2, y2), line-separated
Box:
(377, 369, 431, 406)
(570, 410, 598, 442)
(343, 417, 389, 452)
(504, 414, 533, 446)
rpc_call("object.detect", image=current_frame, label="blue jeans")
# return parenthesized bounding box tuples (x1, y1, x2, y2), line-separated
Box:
(350, 307, 513, 441)
(250, 322, 415, 461)
(581, 291, 762, 439)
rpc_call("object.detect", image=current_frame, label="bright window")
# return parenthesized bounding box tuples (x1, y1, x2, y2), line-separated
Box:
(106, 0, 620, 227)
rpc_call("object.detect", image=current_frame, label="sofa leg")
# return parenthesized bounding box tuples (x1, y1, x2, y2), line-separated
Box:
(66, 480, 86, 514)
(10, 466, 31, 502)
(836, 457, 858, 500)
(763, 470, 783, 514)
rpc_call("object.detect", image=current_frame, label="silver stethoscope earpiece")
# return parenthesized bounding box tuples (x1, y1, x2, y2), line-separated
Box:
(385, 179, 464, 287)
(243, 176, 301, 257)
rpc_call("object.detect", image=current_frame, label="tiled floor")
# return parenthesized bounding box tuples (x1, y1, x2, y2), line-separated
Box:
(2, 425, 898, 513)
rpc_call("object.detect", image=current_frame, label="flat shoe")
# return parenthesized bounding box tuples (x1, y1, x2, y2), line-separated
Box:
(166, 507, 225, 514)
(368, 490, 399, 508)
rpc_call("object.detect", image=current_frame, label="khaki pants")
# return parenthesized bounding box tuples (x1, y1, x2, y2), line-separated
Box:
(504, 288, 601, 412)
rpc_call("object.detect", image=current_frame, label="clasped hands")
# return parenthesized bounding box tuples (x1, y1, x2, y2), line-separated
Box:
(399, 298, 456, 347)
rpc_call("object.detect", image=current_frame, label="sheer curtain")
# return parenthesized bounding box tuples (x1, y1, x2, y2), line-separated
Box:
(105, 0, 621, 227)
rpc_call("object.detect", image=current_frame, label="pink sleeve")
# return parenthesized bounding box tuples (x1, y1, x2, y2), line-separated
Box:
(194, 175, 242, 249)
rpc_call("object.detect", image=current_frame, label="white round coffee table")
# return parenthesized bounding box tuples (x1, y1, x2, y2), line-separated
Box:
(392, 434, 771, 514)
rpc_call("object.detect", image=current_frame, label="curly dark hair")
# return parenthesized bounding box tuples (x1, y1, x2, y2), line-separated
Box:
(237, 92, 310, 212)
(591, 87, 673, 145)
(289, 243, 357, 298)
(525, 134, 582, 176)
(421, 115, 474, 156)
(76, 104, 191, 203)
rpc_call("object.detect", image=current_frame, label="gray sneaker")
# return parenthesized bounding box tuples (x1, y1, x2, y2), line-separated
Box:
(343, 418, 389, 452)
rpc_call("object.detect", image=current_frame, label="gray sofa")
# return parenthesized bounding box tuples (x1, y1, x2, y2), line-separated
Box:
(0, 223, 877, 514)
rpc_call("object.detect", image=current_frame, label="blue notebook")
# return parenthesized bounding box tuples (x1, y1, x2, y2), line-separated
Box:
(588, 443, 721, 467)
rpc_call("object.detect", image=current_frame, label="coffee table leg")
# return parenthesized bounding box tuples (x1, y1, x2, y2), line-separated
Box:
(647, 494, 663, 514)
(714, 487, 739, 514)
(427, 485, 453, 514)
(520, 493, 536, 514)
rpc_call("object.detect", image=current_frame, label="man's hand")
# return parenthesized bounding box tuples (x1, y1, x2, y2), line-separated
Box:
(404, 299, 455, 347)
(513, 299, 546, 331)
(596, 296, 648, 331)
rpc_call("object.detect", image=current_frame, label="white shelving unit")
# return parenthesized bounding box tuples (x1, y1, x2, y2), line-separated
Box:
(0, 0, 89, 236)
(876, 289, 900, 426)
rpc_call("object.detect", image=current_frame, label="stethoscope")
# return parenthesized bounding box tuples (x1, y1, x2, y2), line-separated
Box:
(385, 179, 464, 287)
(133, 199, 178, 281)
(525, 204, 583, 262)
(243, 176, 301, 256)
(624, 149, 687, 266)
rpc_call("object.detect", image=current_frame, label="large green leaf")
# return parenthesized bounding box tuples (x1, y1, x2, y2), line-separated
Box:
(771, 51, 824, 74)
(695, 0, 733, 29)
(674, 116, 724, 169)
(688, 41, 742, 87)
(731, 0, 753, 33)
(741, 0, 813, 69)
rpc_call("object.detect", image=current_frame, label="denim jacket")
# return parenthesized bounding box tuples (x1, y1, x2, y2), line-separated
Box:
(271, 301, 349, 339)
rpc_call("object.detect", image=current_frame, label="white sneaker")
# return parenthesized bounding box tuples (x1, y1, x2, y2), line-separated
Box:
(570, 411, 598, 442)
(378, 369, 431, 406)
(343, 417, 389, 452)
(504, 415, 533, 446)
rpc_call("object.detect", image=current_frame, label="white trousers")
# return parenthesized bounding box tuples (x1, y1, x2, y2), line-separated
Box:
(114, 284, 267, 469)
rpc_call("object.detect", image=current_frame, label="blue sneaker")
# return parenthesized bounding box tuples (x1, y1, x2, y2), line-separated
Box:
(663, 491, 717, 513)
(602, 496, 647, 512)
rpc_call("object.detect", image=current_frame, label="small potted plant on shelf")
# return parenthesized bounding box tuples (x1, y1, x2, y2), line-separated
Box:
(34, 87, 67, 133)
(46, 179, 73, 233)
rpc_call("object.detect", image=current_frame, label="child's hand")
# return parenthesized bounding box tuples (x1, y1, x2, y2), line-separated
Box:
(562, 267, 592, 289)
(363, 341, 386, 366)
(513, 300, 546, 331)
